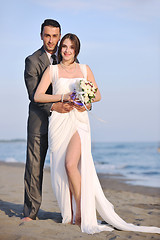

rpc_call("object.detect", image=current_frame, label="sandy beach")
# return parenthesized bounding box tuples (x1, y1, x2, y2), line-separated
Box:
(0, 161, 160, 240)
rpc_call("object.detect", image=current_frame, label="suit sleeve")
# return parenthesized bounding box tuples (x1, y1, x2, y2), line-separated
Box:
(24, 56, 52, 116)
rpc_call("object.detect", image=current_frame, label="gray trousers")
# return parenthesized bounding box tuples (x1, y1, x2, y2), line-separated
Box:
(23, 133, 48, 219)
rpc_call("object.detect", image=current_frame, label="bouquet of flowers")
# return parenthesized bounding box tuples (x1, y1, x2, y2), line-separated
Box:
(71, 79, 97, 106)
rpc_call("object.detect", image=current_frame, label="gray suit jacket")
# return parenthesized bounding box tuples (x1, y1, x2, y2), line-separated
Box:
(24, 46, 53, 135)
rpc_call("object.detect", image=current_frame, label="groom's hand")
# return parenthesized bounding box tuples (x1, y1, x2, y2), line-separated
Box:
(50, 102, 74, 113)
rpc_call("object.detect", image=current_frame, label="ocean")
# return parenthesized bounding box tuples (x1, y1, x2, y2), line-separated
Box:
(0, 140, 160, 188)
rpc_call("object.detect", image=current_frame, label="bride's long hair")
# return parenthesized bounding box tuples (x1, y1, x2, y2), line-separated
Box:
(58, 33, 80, 63)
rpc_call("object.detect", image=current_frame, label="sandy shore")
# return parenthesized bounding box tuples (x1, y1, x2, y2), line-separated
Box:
(0, 161, 160, 240)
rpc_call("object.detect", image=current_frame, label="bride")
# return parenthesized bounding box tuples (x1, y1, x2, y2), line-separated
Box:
(34, 33, 160, 234)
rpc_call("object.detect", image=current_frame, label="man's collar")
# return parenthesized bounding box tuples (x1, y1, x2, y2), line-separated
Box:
(44, 46, 58, 57)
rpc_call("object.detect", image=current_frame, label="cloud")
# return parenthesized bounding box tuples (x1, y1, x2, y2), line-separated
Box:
(32, 0, 160, 21)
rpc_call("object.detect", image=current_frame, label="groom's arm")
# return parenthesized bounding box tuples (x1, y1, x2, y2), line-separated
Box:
(24, 56, 53, 116)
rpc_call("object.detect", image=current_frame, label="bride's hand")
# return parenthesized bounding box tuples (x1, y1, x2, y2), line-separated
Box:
(63, 92, 73, 102)
(73, 102, 92, 112)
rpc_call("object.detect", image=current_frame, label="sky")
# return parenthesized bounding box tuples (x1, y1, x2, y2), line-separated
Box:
(0, 0, 160, 142)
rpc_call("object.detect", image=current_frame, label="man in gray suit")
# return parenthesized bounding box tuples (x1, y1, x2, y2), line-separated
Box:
(23, 19, 73, 221)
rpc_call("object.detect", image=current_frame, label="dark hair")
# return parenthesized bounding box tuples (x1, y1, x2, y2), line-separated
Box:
(58, 33, 80, 63)
(41, 19, 61, 35)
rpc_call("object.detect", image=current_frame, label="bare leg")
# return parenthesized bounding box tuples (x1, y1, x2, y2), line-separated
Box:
(69, 189, 73, 224)
(65, 131, 81, 225)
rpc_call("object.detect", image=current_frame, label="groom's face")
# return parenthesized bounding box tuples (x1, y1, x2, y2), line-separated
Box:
(41, 26, 61, 54)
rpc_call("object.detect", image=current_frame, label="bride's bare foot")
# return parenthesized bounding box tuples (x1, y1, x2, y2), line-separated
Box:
(21, 217, 32, 222)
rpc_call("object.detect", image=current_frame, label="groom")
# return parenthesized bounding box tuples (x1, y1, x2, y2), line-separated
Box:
(23, 19, 74, 221)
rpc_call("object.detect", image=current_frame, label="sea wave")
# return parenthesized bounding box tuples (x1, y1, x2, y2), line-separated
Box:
(142, 171, 160, 175)
(0, 141, 160, 188)
(5, 157, 17, 163)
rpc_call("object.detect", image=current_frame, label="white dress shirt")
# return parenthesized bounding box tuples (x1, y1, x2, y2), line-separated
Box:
(45, 48, 58, 64)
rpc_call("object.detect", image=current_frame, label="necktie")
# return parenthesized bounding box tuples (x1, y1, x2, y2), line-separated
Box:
(51, 54, 57, 65)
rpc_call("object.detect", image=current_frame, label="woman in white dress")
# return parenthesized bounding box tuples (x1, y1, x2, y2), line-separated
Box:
(34, 33, 160, 235)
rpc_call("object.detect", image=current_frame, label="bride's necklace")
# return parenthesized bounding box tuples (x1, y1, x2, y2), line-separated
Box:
(60, 61, 77, 73)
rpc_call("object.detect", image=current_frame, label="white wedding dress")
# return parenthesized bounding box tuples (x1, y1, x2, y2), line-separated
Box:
(48, 64, 160, 234)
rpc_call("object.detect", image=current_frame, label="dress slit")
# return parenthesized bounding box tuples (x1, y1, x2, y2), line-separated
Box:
(65, 129, 82, 223)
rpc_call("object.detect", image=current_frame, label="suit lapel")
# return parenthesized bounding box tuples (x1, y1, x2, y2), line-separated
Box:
(39, 47, 50, 67)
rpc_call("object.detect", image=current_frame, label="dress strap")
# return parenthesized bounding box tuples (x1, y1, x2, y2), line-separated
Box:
(79, 64, 87, 79)
(49, 65, 58, 84)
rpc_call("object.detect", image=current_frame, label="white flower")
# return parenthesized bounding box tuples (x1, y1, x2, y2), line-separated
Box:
(84, 96, 89, 103)
(89, 89, 93, 95)
(87, 85, 92, 91)
(80, 81, 86, 89)
(89, 93, 94, 97)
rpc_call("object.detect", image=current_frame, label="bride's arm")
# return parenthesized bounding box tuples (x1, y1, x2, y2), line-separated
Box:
(34, 66, 70, 103)
(86, 65, 101, 102)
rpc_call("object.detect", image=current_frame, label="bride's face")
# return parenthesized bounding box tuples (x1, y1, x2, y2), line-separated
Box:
(61, 38, 75, 63)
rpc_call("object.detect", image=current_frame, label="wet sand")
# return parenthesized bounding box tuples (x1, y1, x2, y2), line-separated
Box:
(0, 161, 160, 240)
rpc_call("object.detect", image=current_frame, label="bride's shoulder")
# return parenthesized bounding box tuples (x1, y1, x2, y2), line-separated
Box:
(47, 65, 58, 77)
(78, 63, 88, 70)
(50, 64, 58, 69)
(79, 63, 90, 69)
(49, 64, 59, 72)
(78, 63, 87, 67)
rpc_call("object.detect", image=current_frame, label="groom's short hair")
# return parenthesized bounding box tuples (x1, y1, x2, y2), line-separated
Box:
(41, 19, 61, 35)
